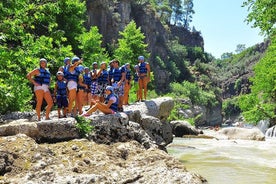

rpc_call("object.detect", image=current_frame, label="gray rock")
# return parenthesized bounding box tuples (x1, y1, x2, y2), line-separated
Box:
(219, 127, 265, 141)
(171, 120, 202, 137)
(124, 97, 174, 122)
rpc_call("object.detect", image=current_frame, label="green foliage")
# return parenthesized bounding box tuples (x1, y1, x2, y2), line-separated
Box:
(209, 44, 265, 85)
(238, 35, 276, 124)
(243, 0, 276, 36)
(0, 0, 86, 114)
(167, 81, 218, 122)
(78, 26, 109, 65)
(222, 98, 240, 118)
(114, 20, 149, 65)
(75, 116, 94, 137)
(174, 81, 217, 106)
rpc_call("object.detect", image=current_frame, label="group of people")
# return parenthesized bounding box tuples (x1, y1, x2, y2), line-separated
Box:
(26, 56, 151, 121)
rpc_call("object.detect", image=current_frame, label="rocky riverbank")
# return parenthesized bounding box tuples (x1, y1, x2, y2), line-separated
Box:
(0, 97, 207, 184)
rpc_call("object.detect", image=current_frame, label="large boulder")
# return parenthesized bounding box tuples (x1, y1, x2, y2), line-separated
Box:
(0, 118, 80, 142)
(218, 127, 265, 141)
(170, 120, 203, 137)
(85, 112, 173, 149)
(124, 97, 174, 122)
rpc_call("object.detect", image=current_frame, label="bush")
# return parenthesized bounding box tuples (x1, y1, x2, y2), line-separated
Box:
(75, 116, 94, 137)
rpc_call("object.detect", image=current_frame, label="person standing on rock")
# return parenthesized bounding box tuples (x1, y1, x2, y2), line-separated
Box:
(90, 62, 99, 103)
(123, 63, 132, 105)
(110, 59, 125, 112)
(96, 61, 109, 103)
(82, 86, 118, 116)
(26, 58, 53, 121)
(133, 65, 140, 102)
(53, 71, 68, 118)
(65, 56, 83, 117)
(137, 56, 150, 101)
(82, 67, 92, 106)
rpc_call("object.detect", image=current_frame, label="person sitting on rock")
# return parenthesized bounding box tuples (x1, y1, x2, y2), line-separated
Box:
(82, 86, 118, 116)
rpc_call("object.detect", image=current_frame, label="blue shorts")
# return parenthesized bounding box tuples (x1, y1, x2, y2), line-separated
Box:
(56, 96, 68, 108)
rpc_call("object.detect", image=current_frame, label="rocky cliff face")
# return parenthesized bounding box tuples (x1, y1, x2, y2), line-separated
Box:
(220, 41, 269, 99)
(86, 0, 203, 90)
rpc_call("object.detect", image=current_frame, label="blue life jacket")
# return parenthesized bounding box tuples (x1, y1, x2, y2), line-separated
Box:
(134, 72, 139, 82)
(112, 67, 124, 82)
(139, 62, 148, 74)
(126, 69, 131, 80)
(98, 69, 109, 84)
(67, 67, 80, 82)
(108, 67, 113, 83)
(62, 65, 70, 79)
(57, 80, 67, 96)
(105, 93, 118, 112)
(83, 73, 92, 86)
(34, 68, 51, 85)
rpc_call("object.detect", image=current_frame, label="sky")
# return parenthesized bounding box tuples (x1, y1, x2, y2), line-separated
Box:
(190, 0, 265, 58)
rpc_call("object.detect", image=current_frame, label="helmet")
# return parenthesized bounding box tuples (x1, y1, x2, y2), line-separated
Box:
(138, 56, 144, 61)
(125, 63, 130, 66)
(56, 71, 64, 76)
(78, 65, 85, 72)
(105, 86, 114, 92)
(40, 58, 47, 64)
(92, 62, 98, 66)
(134, 65, 139, 69)
(64, 57, 70, 64)
(84, 67, 89, 70)
(71, 56, 80, 64)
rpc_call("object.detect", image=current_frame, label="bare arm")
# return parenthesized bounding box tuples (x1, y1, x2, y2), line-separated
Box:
(53, 83, 58, 96)
(26, 69, 40, 86)
(69, 59, 83, 72)
(118, 71, 126, 86)
(78, 75, 88, 89)
(146, 63, 151, 81)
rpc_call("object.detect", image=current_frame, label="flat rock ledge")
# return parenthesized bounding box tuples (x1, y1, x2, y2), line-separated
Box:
(0, 97, 175, 150)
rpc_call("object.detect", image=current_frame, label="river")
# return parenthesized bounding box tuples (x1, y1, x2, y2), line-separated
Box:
(167, 135, 276, 184)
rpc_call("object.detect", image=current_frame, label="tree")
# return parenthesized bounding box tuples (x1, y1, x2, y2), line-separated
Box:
(220, 52, 233, 60)
(238, 35, 276, 124)
(238, 0, 276, 124)
(169, 0, 183, 25)
(114, 20, 149, 66)
(0, 0, 86, 114)
(243, 0, 276, 36)
(235, 44, 246, 54)
(78, 26, 109, 65)
(182, 0, 195, 29)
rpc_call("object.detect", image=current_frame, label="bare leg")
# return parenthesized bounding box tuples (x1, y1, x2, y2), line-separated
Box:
(35, 90, 44, 120)
(44, 91, 53, 119)
(68, 88, 77, 114)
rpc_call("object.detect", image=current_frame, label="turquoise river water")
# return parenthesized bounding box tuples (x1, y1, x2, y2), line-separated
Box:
(167, 137, 276, 184)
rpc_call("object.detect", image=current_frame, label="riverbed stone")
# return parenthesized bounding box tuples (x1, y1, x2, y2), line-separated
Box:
(218, 127, 265, 141)
(171, 120, 203, 137)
